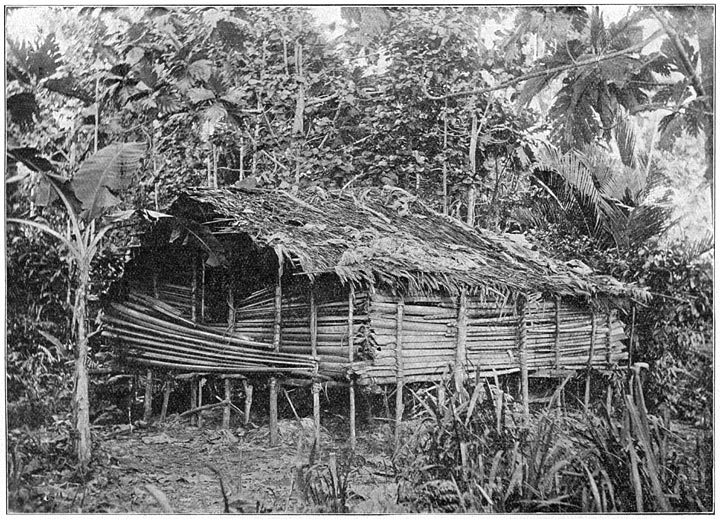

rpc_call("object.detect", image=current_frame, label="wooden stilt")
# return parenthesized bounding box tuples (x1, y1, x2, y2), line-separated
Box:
(191, 256, 198, 322)
(312, 380, 321, 451)
(454, 289, 468, 400)
(222, 285, 236, 430)
(554, 296, 561, 371)
(383, 387, 391, 420)
(143, 369, 154, 422)
(197, 377, 204, 428)
(160, 381, 171, 422)
(584, 310, 597, 409)
(309, 283, 317, 359)
(223, 378, 232, 429)
(200, 262, 206, 322)
(128, 375, 136, 428)
(348, 286, 356, 450)
(228, 285, 235, 329)
(349, 383, 356, 449)
(269, 378, 278, 445)
(554, 296, 564, 408)
(273, 249, 283, 351)
(394, 299, 405, 452)
(190, 376, 198, 426)
(243, 379, 253, 426)
(518, 295, 529, 422)
(144, 271, 158, 424)
(310, 283, 321, 450)
(189, 259, 199, 426)
(438, 382, 446, 414)
(269, 248, 284, 447)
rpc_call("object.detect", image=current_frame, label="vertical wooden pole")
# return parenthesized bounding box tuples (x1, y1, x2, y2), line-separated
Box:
(310, 283, 318, 359)
(584, 310, 597, 409)
(243, 379, 253, 426)
(454, 289, 468, 399)
(554, 296, 561, 371)
(310, 283, 321, 450)
(269, 378, 278, 445)
(228, 285, 235, 329)
(312, 381, 321, 450)
(190, 376, 198, 427)
(273, 251, 283, 349)
(348, 285, 356, 450)
(467, 113, 478, 226)
(200, 262, 206, 322)
(197, 377, 204, 428)
(394, 299, 405, 452)
(383, 387, 391, 419)
(143, 370, 153, 423)
(191, 256, 198, 322)
(144, 270, 159, 424)
(160, 381, 170, 422)
(239, 137, 245, 180)
(269, 250, 283, 446)
(223, 378, 232, 429)
(443, 98, 449, 216)
(225, 284, 235, 429)
(517, 295, 529, 422)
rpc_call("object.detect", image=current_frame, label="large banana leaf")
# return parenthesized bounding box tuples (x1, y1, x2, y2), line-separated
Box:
(71, 142, 146, 221)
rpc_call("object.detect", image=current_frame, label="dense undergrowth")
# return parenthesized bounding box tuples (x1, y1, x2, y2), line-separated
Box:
(7, 372, 713, 513)
(391, 373, 712, 512)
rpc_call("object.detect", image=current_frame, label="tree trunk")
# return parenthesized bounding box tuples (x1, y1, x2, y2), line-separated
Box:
(293, 41, 305, 136)
(466, 112, 478, 226)
(74, 264, 92, 467)
(442, 101, 449, 215)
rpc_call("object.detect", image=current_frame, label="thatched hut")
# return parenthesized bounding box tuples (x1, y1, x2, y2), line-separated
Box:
(103, 186, 647, 446)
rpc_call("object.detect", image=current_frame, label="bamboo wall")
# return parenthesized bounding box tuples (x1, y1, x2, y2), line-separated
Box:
(361, 294, 627, 385)
(110, 277, 627, 386)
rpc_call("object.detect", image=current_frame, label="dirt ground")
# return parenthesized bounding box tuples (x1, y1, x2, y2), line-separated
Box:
(22, 407, 406, 514)
(13, 390, 710, 513)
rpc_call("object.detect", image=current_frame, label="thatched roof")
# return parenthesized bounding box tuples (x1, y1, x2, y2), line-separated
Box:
(168, 186, 648, 302)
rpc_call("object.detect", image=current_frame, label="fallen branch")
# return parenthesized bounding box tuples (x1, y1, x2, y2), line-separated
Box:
(179, 400, 230, 418)
(214, 394, 245, 416)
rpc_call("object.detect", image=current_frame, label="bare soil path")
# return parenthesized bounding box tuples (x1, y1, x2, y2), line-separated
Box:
(28, 409, 403, 513)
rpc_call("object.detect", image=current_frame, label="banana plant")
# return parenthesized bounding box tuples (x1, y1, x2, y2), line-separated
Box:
(8, 142, 147, 468)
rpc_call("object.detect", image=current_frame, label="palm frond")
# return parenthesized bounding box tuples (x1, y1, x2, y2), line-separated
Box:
(614, 118, 648, 173)
(684, 231, 714, 261)
(624, 204, 672, 248)
(535, 144, 628, 245)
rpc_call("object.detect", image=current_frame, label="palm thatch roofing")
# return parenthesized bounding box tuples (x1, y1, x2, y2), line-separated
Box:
(168, 186, 648, 303)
